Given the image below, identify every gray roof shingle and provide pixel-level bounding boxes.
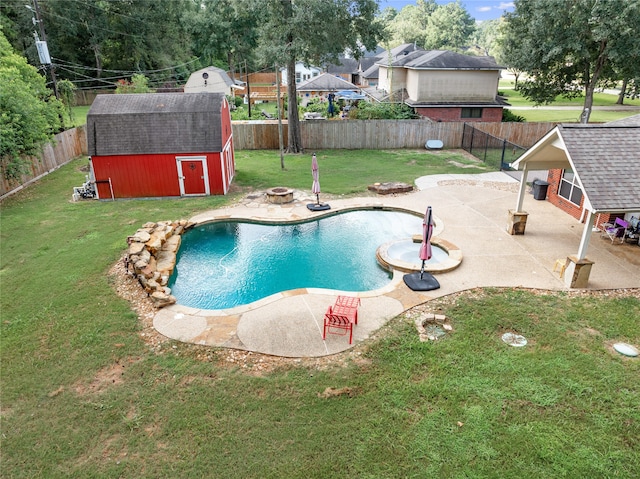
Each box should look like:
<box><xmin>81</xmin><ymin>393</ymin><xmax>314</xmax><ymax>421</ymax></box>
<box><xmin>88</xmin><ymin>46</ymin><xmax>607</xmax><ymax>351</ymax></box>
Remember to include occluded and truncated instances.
<box><xmin>296</xmin><ymin>72</ymin><xmax>358</xmax><ymax>91</ymax></box>
<box><xmin>87</xmin><ymin>93</ymin><xmax>225</xmax><ymax>156</ymax></box>
<box><xmin>377</xmin><ymin>49</ymin><xmax>502</xmax><ymax>70</ymax></box>
<box><xmin>559</xmin><ymin>124</ymin><xmax>640</xmax><ymax>212</ymax></box>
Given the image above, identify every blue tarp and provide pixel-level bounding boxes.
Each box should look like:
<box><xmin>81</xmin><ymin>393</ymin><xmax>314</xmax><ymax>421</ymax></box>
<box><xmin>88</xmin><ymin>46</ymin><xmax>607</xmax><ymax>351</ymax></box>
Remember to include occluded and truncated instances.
<box><xmin>336</xmin><ymin>90</ymin><xmax>366</xmax><ymax>100</ymax></box>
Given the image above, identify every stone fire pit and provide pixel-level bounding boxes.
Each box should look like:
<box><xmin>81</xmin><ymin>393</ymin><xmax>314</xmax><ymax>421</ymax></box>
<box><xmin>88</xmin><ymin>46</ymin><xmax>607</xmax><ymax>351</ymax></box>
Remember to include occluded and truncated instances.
<box><xmin>367</xmin><ymin>182</ymin><xmax>413</xmax><ymax>195</ymax></box>
<box><xmin>265</xmin><ymin>187</ymin><xmax>294</xmax><ymax>204</ymax></box>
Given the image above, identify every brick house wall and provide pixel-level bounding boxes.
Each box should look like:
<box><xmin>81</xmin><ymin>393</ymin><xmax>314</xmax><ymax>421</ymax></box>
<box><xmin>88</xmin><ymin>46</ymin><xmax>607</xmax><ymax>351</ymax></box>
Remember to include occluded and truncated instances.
<box><xmin>547</xmin><ymin>168</ymin><xmax>617</xmax><ymax>227</ymax></box>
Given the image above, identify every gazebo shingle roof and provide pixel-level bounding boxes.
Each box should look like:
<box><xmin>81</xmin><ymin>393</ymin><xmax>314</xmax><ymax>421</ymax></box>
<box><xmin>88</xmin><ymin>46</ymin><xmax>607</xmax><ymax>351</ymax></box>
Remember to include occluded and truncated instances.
<box><xmin>513</xmin><ymin>121</ymin><xmax>640</xmax><ymax>213</ymax></box>
<box><xmin>560</xmin><ymin>124</ymin><xmax>640</xmax><ymax>212</ymax></box>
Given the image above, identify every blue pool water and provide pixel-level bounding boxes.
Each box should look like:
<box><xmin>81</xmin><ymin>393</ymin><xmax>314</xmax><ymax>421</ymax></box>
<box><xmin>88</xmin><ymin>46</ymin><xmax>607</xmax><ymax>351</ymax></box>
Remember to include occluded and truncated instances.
<box><xmin>168</xmin><ymin>210</ymin><xmax>422</xmax><ymax>310</ymax></box>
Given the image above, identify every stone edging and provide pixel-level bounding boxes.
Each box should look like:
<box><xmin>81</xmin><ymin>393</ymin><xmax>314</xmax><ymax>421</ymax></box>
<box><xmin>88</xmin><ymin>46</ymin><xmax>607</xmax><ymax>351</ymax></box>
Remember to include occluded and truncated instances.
<box><xmin>125</xmin><ymin>220</ymin><xmax>195</xmax><ymax>308</ymax></box>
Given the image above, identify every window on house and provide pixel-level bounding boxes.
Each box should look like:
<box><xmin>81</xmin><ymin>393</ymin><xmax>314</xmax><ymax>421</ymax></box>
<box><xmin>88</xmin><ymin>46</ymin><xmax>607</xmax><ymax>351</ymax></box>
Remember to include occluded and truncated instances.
<box><xmin>296</xmin><ymin>72</ymin><xmax>301</xmax><ymax>83</ymax></box>
<box><xmin>461</xmin><ymin>108</ymin><xmax>483</xmax><ymax>118</ymax></box>
<box><xmin>558</xmin><ymin>169</ymin><xmax>583</xmax><ymax>205</ymax></box>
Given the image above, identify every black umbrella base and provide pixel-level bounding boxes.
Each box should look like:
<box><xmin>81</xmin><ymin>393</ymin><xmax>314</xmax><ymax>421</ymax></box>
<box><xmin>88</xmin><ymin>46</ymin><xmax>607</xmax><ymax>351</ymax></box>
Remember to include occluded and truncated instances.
<box><xmin>307</xmin><ymin>203</ymin><xmax>331</xmax><ymax>211</ymax></box>
<box><xmin>403</xmin><ymin>272</ymin><xmax>440</xmax><ymax>291</ymax></box>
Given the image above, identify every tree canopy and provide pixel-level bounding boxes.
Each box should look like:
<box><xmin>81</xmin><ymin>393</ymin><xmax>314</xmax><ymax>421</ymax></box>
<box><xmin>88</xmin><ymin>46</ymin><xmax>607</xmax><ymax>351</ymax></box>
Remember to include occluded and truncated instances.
<box><xmin>0</xmin><ymin>30</ymin><xmax>64</xmax><ymax>181</ymax></box>
<box><xmin>501</xmin><ymin>0</ymin><xmax>640</xmax><ymax>123</ymax></box>
<box><xmin>256</xmin><ymin>0</ymin><xmax>385</xmax><ymax>153</ymax></box>
<box><xmin>383</xmin><ymin>0</ymin><xmax>475</xmax><ymax>51</ymax></box>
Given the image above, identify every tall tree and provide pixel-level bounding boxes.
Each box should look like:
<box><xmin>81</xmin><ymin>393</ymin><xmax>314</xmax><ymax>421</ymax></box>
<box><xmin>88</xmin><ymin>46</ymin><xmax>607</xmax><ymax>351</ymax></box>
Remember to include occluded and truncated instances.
<box><xmin>501</xmin><ymin>0</ymin><xmax>640</xmax><ymax>123</ymax></box>
<box><xmin>258</xmin><ymin>0</ymin><xmax>385</xmax><ymax>153</ymax></box>
<box><xmin>38</xmin><ymin>0</ymin><xmax>195</xmax><ymax>88</ymax></box>
<box><xmin>471</xmin><ymin>18</ymin><xmax>503</xmax><ymax>58</ymax></box>
<box><xmin>0</xmin><ymin>31</ymin><xmax>64</xmax><ymax>180</ymax></box>
<box><xmin>40</xmin><ymin>0</ymin><xmax>111</xmax><ymax>84</ymax></box>
<box><xmin>423</xmin><ymin>1</ymin><xmax>476</xmax><ymax>51</ymax></box>
<box><xmin>386</xmin><ymin>0</ymin><xmax>437</xmax><ymax>48</ymax></box>
<box><xmin>183</xmin><ymin>0</ymin><xmax>260</xmax><ymax>76</ymax></box>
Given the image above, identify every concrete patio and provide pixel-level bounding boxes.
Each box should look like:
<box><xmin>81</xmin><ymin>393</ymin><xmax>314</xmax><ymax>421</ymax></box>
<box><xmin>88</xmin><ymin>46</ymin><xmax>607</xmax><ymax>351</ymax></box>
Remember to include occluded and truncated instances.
<box><xmin>153</xmin><ymin>172</ymin><xmax>639</xmax><ymax>357</ymax></box>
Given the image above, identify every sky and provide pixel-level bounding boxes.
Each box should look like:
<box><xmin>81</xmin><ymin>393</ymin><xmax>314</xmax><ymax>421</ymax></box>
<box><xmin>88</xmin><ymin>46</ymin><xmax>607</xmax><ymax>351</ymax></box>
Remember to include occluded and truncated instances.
<box><xmin>380</xmin><ymin>0</ymin><xmax>515</xmax><ymax>22</ymax></box>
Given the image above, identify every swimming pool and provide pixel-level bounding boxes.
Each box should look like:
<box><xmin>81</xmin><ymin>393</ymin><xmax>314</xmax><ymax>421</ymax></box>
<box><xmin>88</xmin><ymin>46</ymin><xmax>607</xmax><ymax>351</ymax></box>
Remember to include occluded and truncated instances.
<box><xmin>168</xmin><ymin>210</ymin><xmax>423</xmax><ymax>310</ymax></box>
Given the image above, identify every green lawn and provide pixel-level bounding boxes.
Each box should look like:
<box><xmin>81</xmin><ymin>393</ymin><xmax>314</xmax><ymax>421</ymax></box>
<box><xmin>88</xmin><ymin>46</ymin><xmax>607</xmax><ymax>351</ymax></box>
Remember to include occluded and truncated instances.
<box><xmin>234</xmin><ymin>149</ymin><xmax>487</xmax><ymax>194</ymax></box>
<box><xmin>1</xmin><ymin>154</ymin><xmax>638</xmax><ymax>478</ymax></box>
<box><xmin>505</xmin><ymin>108</ymin><xmax>640</xmax><ymax>124</ymax></box>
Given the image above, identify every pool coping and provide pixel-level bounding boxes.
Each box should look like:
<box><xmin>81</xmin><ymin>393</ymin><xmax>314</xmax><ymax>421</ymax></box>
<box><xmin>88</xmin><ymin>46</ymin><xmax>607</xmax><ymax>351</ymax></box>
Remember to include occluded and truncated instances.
<box><xmin>172</xmin><ymin>200</ymin><xmax>442</xmax><ymax>313</ymax></box>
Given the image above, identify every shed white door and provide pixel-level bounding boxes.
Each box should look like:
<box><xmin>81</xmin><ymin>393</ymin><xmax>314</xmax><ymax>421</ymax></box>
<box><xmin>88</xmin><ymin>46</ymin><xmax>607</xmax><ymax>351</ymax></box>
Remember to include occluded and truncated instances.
<box><xmin>177</xmin><ymin>156</ymin><xmax>209</xmax><ymax>196</ymax></box>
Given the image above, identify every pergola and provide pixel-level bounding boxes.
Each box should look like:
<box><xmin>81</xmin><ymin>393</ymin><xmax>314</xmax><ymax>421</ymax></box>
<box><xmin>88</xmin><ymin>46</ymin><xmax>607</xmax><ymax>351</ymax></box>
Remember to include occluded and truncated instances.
<box><xmin>509</xmin><ymin>119</ymin><xmax>640</xmax><ymax>287</ymax></box>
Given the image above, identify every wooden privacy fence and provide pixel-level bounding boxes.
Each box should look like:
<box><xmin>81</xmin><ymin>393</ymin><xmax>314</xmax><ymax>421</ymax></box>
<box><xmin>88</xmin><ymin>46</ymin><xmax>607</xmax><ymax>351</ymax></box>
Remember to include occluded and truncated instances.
<box><xmin>232</xmin><ymin>120</ymin><xmax>556</xmax><ymax>151</ymax></box>
<box><xmin>1</xmin><ymin>126</ymin><xmax>88</xmax><ymax>198</ymax></box>
<box><xmin>2</xmin><ymin>121</ymin><xmax>555</xmax><ymax>198</ymax></box>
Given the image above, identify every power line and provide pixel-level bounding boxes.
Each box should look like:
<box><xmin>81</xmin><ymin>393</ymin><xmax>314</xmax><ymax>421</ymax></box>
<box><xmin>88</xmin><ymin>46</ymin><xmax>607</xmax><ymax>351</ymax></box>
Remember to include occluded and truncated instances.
<box><xmin>53</xmin><ymin>57</ymin><xmax>201</xmax><ymax>75</ymax></box>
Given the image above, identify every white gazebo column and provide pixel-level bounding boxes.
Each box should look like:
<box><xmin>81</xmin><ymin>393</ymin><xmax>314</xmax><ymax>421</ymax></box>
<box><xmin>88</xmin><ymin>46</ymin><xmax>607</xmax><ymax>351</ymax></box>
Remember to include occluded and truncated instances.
<box><xmin>563</xmin><ymin>209</ymin><xmax>596</xmax><ymax>288</ymax></box>
<box><xmin>507</xmin><ymin>163</ymin><xmax>529</xmax><ymax>235</ymax></box>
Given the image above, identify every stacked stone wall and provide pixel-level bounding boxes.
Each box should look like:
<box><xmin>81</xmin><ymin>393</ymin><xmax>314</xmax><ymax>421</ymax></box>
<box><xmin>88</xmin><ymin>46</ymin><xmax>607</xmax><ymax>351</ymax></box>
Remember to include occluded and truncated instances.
<box><xmin>125</xmin><ymin>220</ymin><xmax>195</xmax><ymax>307</ymax></box>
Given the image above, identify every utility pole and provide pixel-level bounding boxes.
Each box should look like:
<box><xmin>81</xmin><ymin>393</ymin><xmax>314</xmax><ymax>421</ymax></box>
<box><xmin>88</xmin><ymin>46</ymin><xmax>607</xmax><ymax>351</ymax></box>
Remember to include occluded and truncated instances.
<box><xmin>30</xmin><ymin>0</ymin><xmax>60</xmax><ymax>99</ymax></box>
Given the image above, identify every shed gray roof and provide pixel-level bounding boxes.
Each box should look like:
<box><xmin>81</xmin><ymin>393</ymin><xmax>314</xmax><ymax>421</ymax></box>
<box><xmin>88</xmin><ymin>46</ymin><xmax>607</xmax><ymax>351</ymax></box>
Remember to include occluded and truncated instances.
<box><xmin>605</xmin><ymin>113</ymin><xmax>640</xmax><ymax>126</ymax></box>
<box><xmin>296</xmin><ymin>72</ymin><xmax>358</xmax><ymax>92</ymax></box>
<box><xmin>87</xmin><ymin>93</ymin><xmax>225</xmax><ymax>156</ymax></box>
<box><xmin>512</xmin><ymin>123</ymin><xmax>640</xmax><ymax>213</ymax></box>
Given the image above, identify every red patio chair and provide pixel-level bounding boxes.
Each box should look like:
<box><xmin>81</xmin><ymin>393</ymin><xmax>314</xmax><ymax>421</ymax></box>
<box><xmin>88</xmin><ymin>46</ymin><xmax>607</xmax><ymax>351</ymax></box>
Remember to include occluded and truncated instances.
<box><xmin>322</xmin><ymin>296</ymin><xmax>361</xmax><ymax>344</ymax></box>
<box><xmin>323</xmin><ymin>306</ymin><xmax>355</xmax><ymax>344</ymax></box>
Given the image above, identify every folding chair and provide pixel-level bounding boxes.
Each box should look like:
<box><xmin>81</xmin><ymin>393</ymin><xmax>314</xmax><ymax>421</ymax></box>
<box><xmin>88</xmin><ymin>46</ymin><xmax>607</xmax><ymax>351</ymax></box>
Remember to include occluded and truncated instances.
<box><xmin>600</xmin><ymin>218</ymin><xmax>629</xmax><ymax>244</ymax></box>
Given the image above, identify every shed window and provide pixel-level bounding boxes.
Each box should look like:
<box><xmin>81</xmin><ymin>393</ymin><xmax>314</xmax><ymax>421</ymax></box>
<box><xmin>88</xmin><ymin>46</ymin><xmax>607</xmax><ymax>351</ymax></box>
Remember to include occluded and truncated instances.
<box><xmin>461</xmin><ymin>108</ymin><xmax>483</xmax><ymax>118</ymax></box>
<box><xmin>558</xmin><ymin>169</ymin><xmax>583</xmax><ymax>205</ymax></box>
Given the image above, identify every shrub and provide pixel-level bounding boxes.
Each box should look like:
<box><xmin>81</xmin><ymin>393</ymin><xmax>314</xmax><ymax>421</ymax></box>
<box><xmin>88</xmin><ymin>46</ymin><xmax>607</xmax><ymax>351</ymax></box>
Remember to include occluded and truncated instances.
<box><xmin>350</xmin><ymin>102</ymin><xmax>419</xmax><ymax>119</ymax></box>
<box><xmin>502</xmin><ymin>108</ymin><xmax>526</xmax><ymax>122</ymax></box>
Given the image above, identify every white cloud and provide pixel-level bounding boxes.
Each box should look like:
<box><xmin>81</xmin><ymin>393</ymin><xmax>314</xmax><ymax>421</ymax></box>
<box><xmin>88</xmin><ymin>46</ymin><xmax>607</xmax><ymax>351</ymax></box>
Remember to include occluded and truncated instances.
<box><xmin>498</xmin><ymin>2</ymin><xmax>515</xmax><ymax>8</ymax></box>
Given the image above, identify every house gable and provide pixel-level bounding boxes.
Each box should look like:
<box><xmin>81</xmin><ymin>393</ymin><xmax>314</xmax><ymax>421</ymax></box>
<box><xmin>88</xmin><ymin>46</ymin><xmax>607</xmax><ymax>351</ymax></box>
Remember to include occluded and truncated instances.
<box><xmin>184</xmin><ymin>66</ymin><xmax>239</xmax><ymax>95</ymax></box>
<box><xmin>374</xmin><ymin>49</ymin><xmax>503</xmax><ymax>120</ymax></box>
<box><xmin>512</xmin><ymin>123</ymin><xmax>640</xmax><ymax>214</ymax></box>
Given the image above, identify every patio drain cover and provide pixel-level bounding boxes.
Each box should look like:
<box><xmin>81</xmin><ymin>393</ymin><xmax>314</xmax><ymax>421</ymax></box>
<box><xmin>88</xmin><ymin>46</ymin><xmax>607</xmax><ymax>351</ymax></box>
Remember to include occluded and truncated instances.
<box><xmin>501</xmin><ymin>332</ymin><xmax>527</xmax><ymax>347</ymax></box>
<box><xmin>613</xmin><ymin>342</ymin><xmax>639</xmax><ymax>357</ymax></box>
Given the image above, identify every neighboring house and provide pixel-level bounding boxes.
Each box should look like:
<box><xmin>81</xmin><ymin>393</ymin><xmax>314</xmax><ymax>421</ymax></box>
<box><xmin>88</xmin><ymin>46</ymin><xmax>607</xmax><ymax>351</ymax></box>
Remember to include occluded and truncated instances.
<box><xmin>325</xmin><ymin>57</ymin><xmax>360</xmax><ymax>85</ymax></box>
<box><xmin>375</xmin><ymin>46</ymin><xmax>505</xmax><ymax>122</ymax></box>
<box><xmin>281</xmin><ymin>62</ymin><xmax>322</xmax><ymax>85</ymax></box>
<box><xmin>87</xmin><ymin>93</ymin><xmax>235</xmax><ymax>199</ymax></box>
<box><xmin>517</xmin><ymin>115</ymin><xmax>640</xmax><ymax>228</ymax></box>
<box><xmin>296</xmin><ymin>73</ymin><xmax>361</xmax><ymax>106</ymax></box>
<box><xmin>359</xmin><ymin>43</ymin><xmax>421</xmax><ymax>88</ymax></box>
<box><xmin>184</xmin><ymin>66</ymin><xmax>244</xmax><ymax>96</ymax></box>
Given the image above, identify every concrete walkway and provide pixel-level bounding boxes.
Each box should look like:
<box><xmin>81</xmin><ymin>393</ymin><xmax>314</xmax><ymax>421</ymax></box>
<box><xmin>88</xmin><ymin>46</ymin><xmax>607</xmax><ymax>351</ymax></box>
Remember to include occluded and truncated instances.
<box><xmin>154</xmin><ymin>172</ymin><xmax>639</xmax><ymax>357</ymax></box>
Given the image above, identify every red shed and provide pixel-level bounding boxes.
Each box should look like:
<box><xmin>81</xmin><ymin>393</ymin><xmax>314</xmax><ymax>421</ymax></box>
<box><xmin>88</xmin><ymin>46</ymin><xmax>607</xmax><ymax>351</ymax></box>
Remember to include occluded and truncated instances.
<box><xmin>87</xmin><ymin>92</ymin><xmax>234</xmax><ymax>199</ymax></box>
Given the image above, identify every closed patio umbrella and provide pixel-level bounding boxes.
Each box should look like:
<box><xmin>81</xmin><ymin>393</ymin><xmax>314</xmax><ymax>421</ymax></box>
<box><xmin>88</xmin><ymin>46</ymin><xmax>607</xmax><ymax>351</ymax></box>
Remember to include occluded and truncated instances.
<box><xmin>403</xmin><ymin>206</ymin><xmax>440</xmax><ymax>291</ymax></box>
<box><xmin>419</xmin><ymin>206</ymin><xmax>433</xmax><ymax>279</ymax></box>
<box><xmin>307</xmin><ymin>153</ymin><xmax>330</xmax><ymax>211</ymax></box>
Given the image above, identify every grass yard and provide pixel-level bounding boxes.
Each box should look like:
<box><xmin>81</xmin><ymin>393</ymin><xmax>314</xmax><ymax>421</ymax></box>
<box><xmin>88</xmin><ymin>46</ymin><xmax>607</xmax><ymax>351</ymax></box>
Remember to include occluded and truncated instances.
<box><xmin>1</xmin><ymin>153</ymin><xmax>639</xmax><ymax>478</ymax></box>
<box><xmin>233</xmin><ymin>149</ymin><xmax>487</xmax><ymax>194</ymax></box>
<box><xmin>507</xmin><ymin>108</ymin><xmax>640</xmax><ymax>124</ymax></box>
